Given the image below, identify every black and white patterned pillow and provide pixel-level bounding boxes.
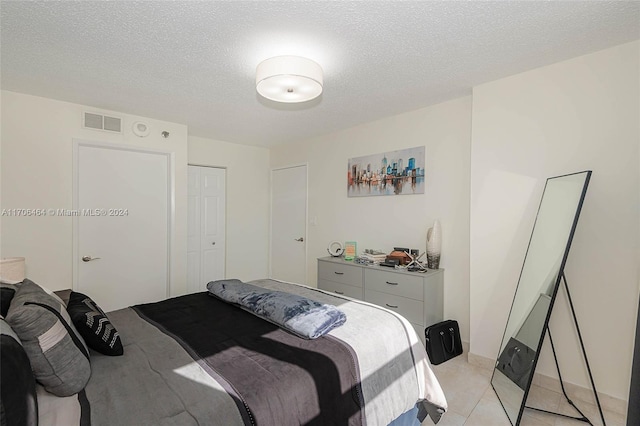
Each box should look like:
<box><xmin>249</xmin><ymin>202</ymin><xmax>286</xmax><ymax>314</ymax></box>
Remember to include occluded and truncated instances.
<box><xmin>67</xmin><ymin>291</ymin><xmax>123</xmax><ymax>356</ymax></box>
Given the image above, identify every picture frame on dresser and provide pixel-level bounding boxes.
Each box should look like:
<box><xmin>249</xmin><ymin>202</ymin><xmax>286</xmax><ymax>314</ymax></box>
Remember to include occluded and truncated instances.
<box><xmin>317</xmin><ymin>256</ymin><xmax>444</xmax><ymax>344</ymax></box>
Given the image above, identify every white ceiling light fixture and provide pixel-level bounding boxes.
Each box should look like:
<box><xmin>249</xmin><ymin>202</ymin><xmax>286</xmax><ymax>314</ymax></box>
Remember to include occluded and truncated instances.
<box><xmin>256</xmin><ymin>55</ymin><xmax>323</xmax><ymax>103</ymax></box>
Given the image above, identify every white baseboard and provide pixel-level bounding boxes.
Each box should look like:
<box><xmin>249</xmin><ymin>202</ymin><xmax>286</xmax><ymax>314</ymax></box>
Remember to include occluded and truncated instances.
<box><xmin>466</xmin><ymin>352</ymin><xmax>628</xmax><ymax>417</ymax></box>
<box><xmin>462</xmin><ymin>340</ymin><xmax>470</xmax><ymax>356</ymax></box>
<box><xmin>530</xmin><ymin>372</ymin><xmax>628</xmax><ymax>417</ymax></box>
<box><xmin>467</xmin><ymin>351</ymin><xmax>495</xmax><ymax>371</ymax></box>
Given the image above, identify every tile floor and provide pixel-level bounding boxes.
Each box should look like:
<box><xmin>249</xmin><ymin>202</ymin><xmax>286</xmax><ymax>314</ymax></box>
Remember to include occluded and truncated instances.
<box><xmin>423</xmin><ymin>356</ymin><xmax>626</xmax><ymax>426</ymax></box>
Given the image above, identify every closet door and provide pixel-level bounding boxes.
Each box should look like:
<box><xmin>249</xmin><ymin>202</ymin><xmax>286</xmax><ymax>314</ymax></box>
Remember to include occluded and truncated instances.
<box><xmin>187</xmin><ymin>166</ymin><xmax>226</xmax><ymax>293</ymax></box>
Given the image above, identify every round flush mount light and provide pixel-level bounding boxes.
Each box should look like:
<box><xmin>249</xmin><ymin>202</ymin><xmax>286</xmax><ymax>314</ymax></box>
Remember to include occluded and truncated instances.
<box><xmin>256</xmin><ymin>56</ymin><xmax>323</xmax><ymax>103</ymax></box>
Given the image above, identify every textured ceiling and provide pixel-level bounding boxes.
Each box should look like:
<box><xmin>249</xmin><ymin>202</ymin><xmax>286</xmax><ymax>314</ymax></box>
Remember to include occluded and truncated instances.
<box><xmin>1</xmin><ymin>1</ymin><xmax>639</xmax><ymax>147</ymax></box>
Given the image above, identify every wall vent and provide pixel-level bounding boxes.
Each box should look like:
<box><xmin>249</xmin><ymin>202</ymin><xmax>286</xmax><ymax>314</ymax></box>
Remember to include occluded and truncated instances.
<box><xmin>83</xmin><ymin>112</ymin><xmax>122</xmax><ymax>133</ymax></box>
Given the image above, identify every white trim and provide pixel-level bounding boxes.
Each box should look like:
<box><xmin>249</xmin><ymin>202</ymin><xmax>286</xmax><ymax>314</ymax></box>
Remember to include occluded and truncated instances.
<box><xmin>167</xmin><ymin>151</ymin><xmax>175</xmax><ymax>296</ymax></box>
<box><xmin>188</xmin><ymin>162</ymin><xmax>228</xmax><ymax>169</ymax></box>
<box><xmin>269</xmin><ymin>163</ymin><xmax>309</xmax><ymax>284</ymax></box>
<box><xmin>72</xmin><ymin>139</ymin><xmax>174</xmax><ymax>299</ymax></box>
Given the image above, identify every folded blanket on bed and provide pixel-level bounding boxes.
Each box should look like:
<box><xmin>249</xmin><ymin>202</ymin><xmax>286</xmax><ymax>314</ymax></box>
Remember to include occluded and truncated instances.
<box><xmin>206</xmin><ymin>279</ymin><xmax>346</xmax><ymax>339</ymax></box>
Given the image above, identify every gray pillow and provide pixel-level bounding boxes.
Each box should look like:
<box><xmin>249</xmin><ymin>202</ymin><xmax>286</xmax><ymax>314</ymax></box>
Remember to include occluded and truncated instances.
<box><xmin>5</xmin><ymin>279</ymin><xmax>91</xmax><ymax>396</ymax></box>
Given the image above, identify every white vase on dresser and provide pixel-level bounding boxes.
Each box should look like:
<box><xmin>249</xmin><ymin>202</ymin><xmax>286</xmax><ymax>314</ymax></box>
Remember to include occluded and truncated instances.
<box><xmin>426</xmin><ymin>219</ymin><xmax>442</xmax><ymax>269</ymax></box>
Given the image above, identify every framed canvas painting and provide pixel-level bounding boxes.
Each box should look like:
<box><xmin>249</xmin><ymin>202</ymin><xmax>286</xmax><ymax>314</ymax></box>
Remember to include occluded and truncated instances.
<box><xmin>347</xmin><ymin>146</ymin><xmax>425</xmax><ymax>197</ymax></box>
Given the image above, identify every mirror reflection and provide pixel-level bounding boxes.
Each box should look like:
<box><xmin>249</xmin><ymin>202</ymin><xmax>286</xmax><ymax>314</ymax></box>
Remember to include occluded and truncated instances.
<box><xmin>491</xmin><ymin>171</ymin><xmax>591</xmax><ymax>425</ymax></box>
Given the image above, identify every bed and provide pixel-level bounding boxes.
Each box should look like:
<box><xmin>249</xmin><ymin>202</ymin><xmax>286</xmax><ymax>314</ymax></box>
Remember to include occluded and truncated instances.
<box><xmin>3</xmin><ymin>278</ymin><xmax>447</xmax><ymax>426</ymax></box>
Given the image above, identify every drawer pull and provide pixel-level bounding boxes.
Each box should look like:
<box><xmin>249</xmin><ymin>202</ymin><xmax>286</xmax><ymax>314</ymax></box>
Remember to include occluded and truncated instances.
<box><xmin>385</xmin><ymin>303</ymin><xmax>398</xmax><ymax>309</ymax></box>
<box><xmin>334</xmin><ymin>290</ymin><xmax>344</xmax><ymax>295</ymax></box>
<box><xmin>385</xmin><ymin>281</ymin><xmax>398</xmax><ymax>286</ymax></box>
<box><xmin>334</xmin><ymin>271</ymin><xmax>344</xmax><ymax>275</ymax></box>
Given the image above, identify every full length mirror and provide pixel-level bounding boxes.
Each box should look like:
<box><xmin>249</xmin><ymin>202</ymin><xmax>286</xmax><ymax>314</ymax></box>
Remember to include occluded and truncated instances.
<box><xmin>491</xmin><ymin>171</ymin><xmax>591</xmax><ymax>425</ymax></box>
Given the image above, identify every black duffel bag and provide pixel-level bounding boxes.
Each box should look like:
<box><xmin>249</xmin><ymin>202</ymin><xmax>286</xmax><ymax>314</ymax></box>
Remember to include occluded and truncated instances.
<box><xmin>425</xmin><ymin>320</ymin><xmax>463</xmax><ymax>365</ymax></box>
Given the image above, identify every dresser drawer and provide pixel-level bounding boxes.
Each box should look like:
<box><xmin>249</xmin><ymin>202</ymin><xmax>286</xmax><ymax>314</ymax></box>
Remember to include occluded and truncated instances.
<box><xmin>318</xmin><ymin>279</ymin><xmax>363</xmax><ymax>299</ymax></box>
<box><xmin>364</xmin><ymin>289</ymin><xmax>423</xmax><ymax>325</ymax></box>
<box><xmin>318</xmin><ymin>261</ymin><xmax>363</xmax><ymax>287</ymax></box>
<box><xmin>364</xmin><ymin>269</ymin><xmax>423</xmax><ymax>300</ymax></box>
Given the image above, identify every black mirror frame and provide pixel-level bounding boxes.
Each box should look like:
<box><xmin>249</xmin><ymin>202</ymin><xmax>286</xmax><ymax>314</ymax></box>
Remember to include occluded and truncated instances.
<box><xmin>491</xmin><ymin>170</ymin><xmax>592</xmax><ymax>425</ymax></box>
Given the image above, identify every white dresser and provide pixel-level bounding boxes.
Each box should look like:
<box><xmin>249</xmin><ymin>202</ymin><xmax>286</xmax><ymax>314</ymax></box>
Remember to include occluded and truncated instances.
<box><xmin>317</xmin><ymin>256</ymin><xmax>444</xmax><ymax>342</ymax></box>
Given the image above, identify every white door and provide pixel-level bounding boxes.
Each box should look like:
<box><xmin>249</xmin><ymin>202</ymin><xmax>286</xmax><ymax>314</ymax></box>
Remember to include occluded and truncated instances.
<box><xmin>187</xmin><ymin>166</ymin><xmax>226</xmax><ymax>293</ymax></box>
<box><xmin>271</xmin><ymin>165</ymin><xmax>307</xmax><ymax>284</ymax></box>
<box><xmin>74</xmin><ymin>142</ymin><xmax>171</xmax><ymax>312</ymax></box>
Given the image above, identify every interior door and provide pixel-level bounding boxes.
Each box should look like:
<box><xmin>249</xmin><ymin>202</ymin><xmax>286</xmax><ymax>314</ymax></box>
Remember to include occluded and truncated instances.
<box><xmin>271</xmin><ymin>165</ymin><xmax>307</xmax><ymax>284</ymax></box>
<box><xmin>74</xmin><ymin>142</ymin><xmax>171</xmax><ymax>312</ymax></box>
<box><xmin>187</xmin><ymin>166</ymin><xmax>225</xmax><ymax>293</ymax></box>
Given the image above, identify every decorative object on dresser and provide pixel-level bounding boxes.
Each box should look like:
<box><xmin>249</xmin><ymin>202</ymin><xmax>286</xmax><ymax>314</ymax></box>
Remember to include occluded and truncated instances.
<box><xmin>426</xmin><ymin>219</ymin><xmax>442</xmax><ymax>269</ymax></box>
<box><xmin>405</xmin><ymin>250</ymin><xmax>428</xmax><ymax>272</ymax></box>
<box><xmin>317</xmin><ymin>256</ymin><xmax>444</xmax><ymax>343</ymax></box>
<box><xmin>327</xmin><ymin>241</ymin><xmax>345</xmax><ymax>257</ymax></box>
<box><xmin>344</xmin><ymin>241</ymin><xmax>357</xmax><ymax>261</ymax></box>
<box><xmin>355</xmin><ymin>249</ymin><xmax>386</xmax><ymax>265</ymax></box>
<box><xmin>379</xmin><ymin>258</ymin><xmax>400</xmax><ymax>268</ymax></box>
<box><xmin>386</xmin><ymin>248</ymin><xmax>412</xmax><ymax>265</ymax></box>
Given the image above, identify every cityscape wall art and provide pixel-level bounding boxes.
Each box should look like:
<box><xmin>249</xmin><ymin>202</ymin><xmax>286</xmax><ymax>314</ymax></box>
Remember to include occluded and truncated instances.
<box><xmin>347</xmin><ymin>146</ymin><xmax>425</xmax><ymax>197</ymax></box>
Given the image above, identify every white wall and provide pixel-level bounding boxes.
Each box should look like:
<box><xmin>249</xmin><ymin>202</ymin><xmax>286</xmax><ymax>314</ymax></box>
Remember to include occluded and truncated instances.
<box><xmin>0</xmin><ymin>91</ymin><xmax>189</xmax><ymax>295</ymax></box>
<box><xmin>188</xmin><ymin>136</ymin><xmax>270</xmax><ymax>281</ymax></box>
<box><xmin>470</xmin><ymin>41</ymin><xmax>639</xmax><ymax>400</ymax></box>
<box><xmin>270</xmin><ymin>96</ymin><xmax>472</xmax><ymax>343</ymax></box>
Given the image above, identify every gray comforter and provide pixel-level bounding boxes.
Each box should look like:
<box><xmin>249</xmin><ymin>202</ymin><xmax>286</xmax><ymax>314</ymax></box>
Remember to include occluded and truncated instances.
<box><xmin>36</xmin><ymin>279</ymin><xmax>447</xmax><ymax>426</ymax></box>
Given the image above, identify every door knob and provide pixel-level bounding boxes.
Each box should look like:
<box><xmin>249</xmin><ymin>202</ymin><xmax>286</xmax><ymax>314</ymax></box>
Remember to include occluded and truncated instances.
<box><xmin>294</xmin><ymin>237</ymin><xmax>304</xmax><ymax>242</ymax></box>
<box><xmin>82</xmin><ymin>256</ymin><xmax>101</xmax><ymax>262</ymax></box>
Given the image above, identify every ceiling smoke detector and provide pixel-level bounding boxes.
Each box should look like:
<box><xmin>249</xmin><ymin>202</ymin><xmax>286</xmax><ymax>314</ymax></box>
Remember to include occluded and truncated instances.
<box><xmin>132</xmin><ymin>121</ymin><xmax>150</xmax><ymax>137</ymax></box>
